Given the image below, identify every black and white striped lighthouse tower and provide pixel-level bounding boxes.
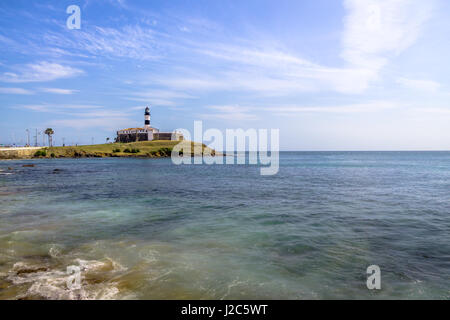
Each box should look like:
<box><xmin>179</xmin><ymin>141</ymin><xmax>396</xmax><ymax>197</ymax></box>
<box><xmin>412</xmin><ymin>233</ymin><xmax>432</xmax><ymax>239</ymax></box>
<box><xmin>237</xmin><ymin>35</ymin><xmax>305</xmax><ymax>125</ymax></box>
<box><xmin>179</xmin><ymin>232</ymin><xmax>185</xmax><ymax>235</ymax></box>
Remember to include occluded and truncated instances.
<box><xmin>144</xmin><ymin>106</ymin><xmax>150</xmax><ymax>129</ymax></box>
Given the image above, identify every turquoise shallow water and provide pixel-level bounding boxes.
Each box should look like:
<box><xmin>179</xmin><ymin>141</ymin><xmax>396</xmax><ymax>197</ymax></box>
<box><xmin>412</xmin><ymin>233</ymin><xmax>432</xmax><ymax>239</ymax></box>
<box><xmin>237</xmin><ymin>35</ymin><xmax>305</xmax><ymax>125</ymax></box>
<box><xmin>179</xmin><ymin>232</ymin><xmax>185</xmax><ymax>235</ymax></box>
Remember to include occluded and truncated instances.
<box><xmin>0</xmin><ymin>152</ymin><xmax>449</xmax><ymax>299</ymax></box>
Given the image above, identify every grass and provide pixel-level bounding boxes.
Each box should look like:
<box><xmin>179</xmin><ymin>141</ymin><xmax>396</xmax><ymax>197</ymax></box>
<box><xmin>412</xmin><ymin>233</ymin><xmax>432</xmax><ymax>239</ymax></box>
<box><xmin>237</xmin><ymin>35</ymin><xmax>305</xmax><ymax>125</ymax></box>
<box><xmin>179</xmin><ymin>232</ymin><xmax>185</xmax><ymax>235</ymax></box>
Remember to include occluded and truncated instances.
<box><xmin>43</xmin><ymin>140</ymin><xmax>215</xmax><ymax>158</ymax></box>
<box><xmin>34</xmin><ymin>150</ymin><xmax>47</xmax><ymax>157</ymax></box>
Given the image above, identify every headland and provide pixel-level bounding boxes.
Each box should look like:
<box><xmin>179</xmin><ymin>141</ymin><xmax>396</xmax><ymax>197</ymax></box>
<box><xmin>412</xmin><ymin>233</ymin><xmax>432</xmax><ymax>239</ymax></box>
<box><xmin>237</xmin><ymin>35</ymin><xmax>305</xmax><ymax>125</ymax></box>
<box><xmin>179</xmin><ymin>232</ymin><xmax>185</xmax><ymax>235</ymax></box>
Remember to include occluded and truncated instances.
<box><xmin>0</xmin><ymin>140</ymin><xmax>216</xmax><ymax>160</ymax></box>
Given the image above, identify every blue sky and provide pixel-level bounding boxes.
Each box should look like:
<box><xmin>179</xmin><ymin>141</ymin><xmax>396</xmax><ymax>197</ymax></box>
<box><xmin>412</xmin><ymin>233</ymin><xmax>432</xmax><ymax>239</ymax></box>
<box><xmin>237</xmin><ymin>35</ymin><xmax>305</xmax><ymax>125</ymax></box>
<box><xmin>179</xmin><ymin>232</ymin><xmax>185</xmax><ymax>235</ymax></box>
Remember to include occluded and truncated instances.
<box><xmin>0</xmin><ymin>0</ymin><xmax>449</xmax><ymax>150</ymax></box>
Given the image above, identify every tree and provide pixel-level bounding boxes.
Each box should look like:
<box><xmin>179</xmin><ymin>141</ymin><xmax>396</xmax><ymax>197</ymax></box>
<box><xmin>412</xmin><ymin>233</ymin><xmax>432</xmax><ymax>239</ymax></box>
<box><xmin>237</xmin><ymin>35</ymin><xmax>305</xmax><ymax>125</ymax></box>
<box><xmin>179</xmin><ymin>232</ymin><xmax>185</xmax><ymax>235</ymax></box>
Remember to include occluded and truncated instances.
<box><xmin>44</xmin><ymin>128</ymin><xmax>54</xmax><ymax>147</ymax></box>
<box><xmin>106</xmin><ymin>137</ymin><xmax>110</xmax><ymax>143</ymax></box>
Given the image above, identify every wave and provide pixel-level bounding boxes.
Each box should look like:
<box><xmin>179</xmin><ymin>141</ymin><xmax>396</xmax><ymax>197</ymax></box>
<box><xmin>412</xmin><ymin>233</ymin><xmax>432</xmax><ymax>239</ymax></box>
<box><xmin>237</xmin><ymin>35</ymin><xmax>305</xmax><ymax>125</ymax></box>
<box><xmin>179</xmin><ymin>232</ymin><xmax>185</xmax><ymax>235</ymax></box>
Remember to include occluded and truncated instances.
<box><xmin>4</xmin><ymin>255</ymin><xmax>128</xmax><ymax>300</ymax></box>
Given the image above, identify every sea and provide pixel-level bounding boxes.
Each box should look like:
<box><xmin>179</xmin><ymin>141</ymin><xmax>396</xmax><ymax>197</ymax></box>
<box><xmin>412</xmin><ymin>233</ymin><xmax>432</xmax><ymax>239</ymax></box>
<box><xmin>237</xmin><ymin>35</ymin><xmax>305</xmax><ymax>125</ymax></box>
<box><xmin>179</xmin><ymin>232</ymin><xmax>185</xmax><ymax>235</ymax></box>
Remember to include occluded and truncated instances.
<box><xmin>0</xmin><ymin>152</ymin><xmax>449</xmax><ymax>299</ymax></box>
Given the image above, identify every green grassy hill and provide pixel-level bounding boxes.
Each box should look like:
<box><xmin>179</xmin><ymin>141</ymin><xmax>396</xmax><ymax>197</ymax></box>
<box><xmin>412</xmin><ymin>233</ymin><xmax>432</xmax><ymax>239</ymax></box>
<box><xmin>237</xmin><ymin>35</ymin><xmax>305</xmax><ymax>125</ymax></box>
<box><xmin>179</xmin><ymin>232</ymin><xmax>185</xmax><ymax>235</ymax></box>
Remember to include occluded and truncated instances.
<box><xmin>34</xmin><ymin>140</ymin><xmax>215</xmax><ymax>158</ymax></box>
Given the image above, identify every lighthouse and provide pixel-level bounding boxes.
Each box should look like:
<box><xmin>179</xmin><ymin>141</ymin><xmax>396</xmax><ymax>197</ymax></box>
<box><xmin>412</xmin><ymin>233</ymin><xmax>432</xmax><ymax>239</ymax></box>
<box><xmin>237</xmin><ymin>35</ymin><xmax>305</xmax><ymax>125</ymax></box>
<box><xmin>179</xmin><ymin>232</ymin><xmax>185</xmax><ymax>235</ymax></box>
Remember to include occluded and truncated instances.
<box><xmin>144</xmin><ymin>106</ymin><xmax>150</xmax><ymax>129</ymax></box>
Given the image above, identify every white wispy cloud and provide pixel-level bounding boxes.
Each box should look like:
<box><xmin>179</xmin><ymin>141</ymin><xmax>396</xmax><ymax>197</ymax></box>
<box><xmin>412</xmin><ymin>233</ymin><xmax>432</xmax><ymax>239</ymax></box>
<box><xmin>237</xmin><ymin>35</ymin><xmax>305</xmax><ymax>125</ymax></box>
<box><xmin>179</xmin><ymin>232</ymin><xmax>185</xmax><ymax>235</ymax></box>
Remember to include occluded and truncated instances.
<box><xmin>412</xmin><ymin>107</ymin><xmax>450</xmax><ymax>115</ymax></box>
<box><xmin>264</xmin><ymin>101</ymin><xmax>398</xmax><ymax>115</ymax></box>
<box><xmin>152</xmin><ymin>0</ymin><xmax>434</xmax><ymax>96</ymax></box>
<box><xmin>64</xmin><ymin>109</ymin><xmax>130</xmax><ymax>118</ymax></box>
<box><xmin>128</xmin><ymin>105</ymin><xmax>148</xmax><ymax>110</ymax></box>
<box><xmin>127</xmin><ymin>89</ymin><xmax>195</xmax><ymax>106</ymax></box>
<box><xmin>83</xmin><ymin>0</ymin><xmax>129</xmax><ymax>10</ymax></box>
<box><xmin>0</xmin><ymin>34</ymin><xmax>17</xmax><ymax>46</ymax></box>
<box><xmin>0</xmin><ymin>62</ymin><xmax>83</xmax><ymax>83</ymax></box>
<box><xmin>201</xmin><ymin>105</ymin><xmax>259</xmax><ymax>121</ymax></box>
<box><xmin>41</xmin><ymin>88</ymin><xmax>79</xmax><ymax>95</ymax></box>
<box><xmin>44</xmin><ymin>105</ymin><xmax>134</xmax><ymax>130</ymax></box>
<box><xmin>396</xmin><ymin>77</ymin><xmax>441</xmax><ymax>92</ymax></box>
<box><xmin>19</xmin><ymin>104</ymin><xmax>103</xmax><ymax>113</ymax></box>
<box><xmin>154</xmin><ymin>76</ymin><xmax>227</xmax><ymax>91</ymax></box>
<box><xmin>342</xmin><ymin>0</ymin><xmax>433</xmax><ymax>68</ymax></box>
<box><xmin>196</xmin><ymin>45</ymin><xmax>315</xmax><ymax>69</ymax></box>
<box><xmin>151</xmin><ymin>54</ymin><xmax>372</xmax><ymax>95</ymax></box>
<box><xmin>0</xmin><ymin>87</ymin><xmax>33</xmax><ymax>95</ymax></box>
<box><xmin>43</xmin><ymin>25</ymin><xmax>161</xmax><ymax>61</ymax></box>
<box><xmin>199</xmin><ymin>101</ymin><xmax>397</xmax><ymax>121</ymax></box>
<box><xmin>48</xmin><ymin>117</ymin><xmax>132</xmax><ymax>130</ymax></box>
<box><xmin>16</xmin><ymin>103</ymin><xmax>134</xmax><ymax>130</ymax></box>
<box><xmin>0</xmin><ymin>0</ymin><xmax>435</xmax><ymax>98</ymax></box>
<box><xmin>339</xmin><ymin>0</ymin><xmax>434</xmax><ymax>90</ymax></box>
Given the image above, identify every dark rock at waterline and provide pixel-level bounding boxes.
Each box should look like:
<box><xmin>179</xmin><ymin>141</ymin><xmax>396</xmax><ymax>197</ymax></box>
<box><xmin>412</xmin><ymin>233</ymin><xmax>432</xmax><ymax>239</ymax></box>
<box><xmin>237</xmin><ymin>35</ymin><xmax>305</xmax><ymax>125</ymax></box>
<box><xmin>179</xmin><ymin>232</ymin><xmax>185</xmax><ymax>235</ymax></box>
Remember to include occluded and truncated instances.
<box><xmin>8</xmin><ymin>167</ymin><xmax>13</xmax><ymax>170</ymax></box>
<box><xmin>13</xmin><ymin>264</ymin><xmax>49</xmax><ymax>275</ymax></box>
<box><xmin>52</xmin><ymin>169</ymin><xmax>62</xmax><ymax>174</ymax></box>
<box><xmin>22</xmin><ymin>164</ymin><xmax>35</xmax><ymax>168</ymax></box>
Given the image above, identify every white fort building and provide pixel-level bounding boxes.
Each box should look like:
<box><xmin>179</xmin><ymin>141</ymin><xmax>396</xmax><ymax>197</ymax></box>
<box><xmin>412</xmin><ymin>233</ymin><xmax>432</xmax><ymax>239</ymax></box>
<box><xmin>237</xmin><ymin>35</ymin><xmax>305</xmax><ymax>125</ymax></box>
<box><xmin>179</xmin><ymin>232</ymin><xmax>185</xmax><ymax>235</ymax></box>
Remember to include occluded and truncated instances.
<box><xmin>116</xmin><ymin>107</ymin><xmax>183</xmax><ymax>143</ymax></box>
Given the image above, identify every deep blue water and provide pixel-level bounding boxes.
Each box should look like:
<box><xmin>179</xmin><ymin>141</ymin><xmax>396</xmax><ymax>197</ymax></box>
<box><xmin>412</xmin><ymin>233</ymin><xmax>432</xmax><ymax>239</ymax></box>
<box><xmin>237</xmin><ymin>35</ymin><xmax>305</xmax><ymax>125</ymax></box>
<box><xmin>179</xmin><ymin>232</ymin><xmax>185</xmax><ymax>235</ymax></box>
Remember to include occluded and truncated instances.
<box><xmin>0</xmin><ymin>152</ymin><xmax>449</xmax><ymax>299</ymax></box>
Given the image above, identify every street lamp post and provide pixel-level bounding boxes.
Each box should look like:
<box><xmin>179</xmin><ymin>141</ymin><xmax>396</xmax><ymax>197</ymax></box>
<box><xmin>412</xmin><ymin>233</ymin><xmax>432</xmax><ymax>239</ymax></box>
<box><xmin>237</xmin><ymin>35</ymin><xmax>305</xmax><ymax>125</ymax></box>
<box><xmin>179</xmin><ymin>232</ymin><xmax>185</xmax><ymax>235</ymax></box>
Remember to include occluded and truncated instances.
<box><xmin>26</xmin><ymin>129</ymin><xmax>30</xmax><ymax>147</ymax></box>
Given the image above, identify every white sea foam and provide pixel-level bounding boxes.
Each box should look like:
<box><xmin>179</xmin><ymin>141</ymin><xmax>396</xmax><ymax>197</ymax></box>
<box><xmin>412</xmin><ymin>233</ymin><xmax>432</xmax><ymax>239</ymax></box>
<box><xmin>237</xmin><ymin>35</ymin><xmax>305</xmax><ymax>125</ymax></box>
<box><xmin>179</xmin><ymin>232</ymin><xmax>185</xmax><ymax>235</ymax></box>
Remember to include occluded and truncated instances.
<box><xmin>48</xmin><ymin>245</ymin><xmax>62</xmax><ymax>258</ymax></box>
<box><xmin>138</xmin><ymin>249</ymin><xmax>159</xmax><ymax>262</ymax></box>
<box><xmin>7</xmin><ymin>258</ymin><xmax>127</xmax><ymax>300</ymax></box>
<box><xmin>76</xmin><ymin>257</ymin><xmax>126</xmax><ymax>272</ymax></box>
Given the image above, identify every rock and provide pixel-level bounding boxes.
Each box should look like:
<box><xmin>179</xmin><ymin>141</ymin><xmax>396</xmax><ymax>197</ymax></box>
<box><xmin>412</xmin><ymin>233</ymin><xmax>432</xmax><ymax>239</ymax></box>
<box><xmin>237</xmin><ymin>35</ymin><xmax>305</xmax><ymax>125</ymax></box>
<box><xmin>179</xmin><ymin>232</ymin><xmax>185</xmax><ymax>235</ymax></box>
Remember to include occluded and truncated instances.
<box><xmin>52</xmin><ymin>169</ymin><xmax>62</xmax><ymax>174</ymax></box>
<box><xmin>12</xmin><ymin>262</ymin><xmax>49</xmax><ymax>275</ymax></box>
<box><xmin>22</xmin><ymin>164</ymin><xmax>35</xmax><ymax>168</ymax></box>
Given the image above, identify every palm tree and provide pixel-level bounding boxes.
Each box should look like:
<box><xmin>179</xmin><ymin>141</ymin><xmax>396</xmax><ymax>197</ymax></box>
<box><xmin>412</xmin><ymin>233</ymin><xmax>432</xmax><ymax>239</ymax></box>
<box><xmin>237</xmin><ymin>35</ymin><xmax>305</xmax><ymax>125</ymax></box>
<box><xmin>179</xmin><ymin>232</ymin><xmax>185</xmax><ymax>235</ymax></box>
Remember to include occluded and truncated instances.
<box><xmin>106</xmin><ymin>137</ymin><xmax>110</xmax><ymax>144</ymax></box>
<box><xmin>44</xmin><ymin>128</ymin><xmax>54</xmax><ymax>147</ymax></box>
